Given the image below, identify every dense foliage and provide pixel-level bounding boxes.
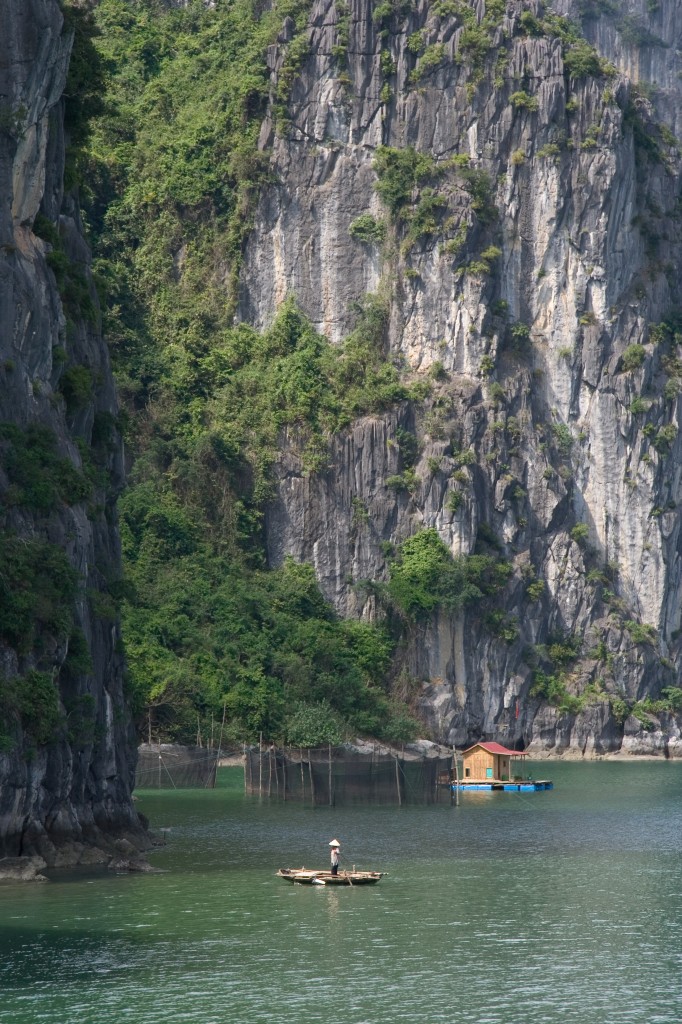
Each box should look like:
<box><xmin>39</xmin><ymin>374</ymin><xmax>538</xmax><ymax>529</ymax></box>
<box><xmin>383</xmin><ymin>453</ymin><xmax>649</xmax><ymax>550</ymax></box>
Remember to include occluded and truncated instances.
<box><xmin>386</xmin><ymin>530</ymin><xmax>511</xmax><ymax>621</ymax></box>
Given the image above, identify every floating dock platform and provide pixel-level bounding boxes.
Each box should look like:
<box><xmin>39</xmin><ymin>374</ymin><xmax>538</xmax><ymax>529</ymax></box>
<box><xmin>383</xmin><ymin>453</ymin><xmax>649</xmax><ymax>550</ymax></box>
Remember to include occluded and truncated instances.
<box><xmin>451</xmin><ymin>780</ymin><xmax>553</xmax><ymax>792</ymax></box>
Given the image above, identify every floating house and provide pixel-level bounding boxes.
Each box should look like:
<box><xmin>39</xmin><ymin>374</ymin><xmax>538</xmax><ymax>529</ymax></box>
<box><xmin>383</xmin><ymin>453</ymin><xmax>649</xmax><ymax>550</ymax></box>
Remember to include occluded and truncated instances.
<box><xmin>454</xmin><ymin>742</ymin><xmax>553</xmax><ymax>792</ymax></box>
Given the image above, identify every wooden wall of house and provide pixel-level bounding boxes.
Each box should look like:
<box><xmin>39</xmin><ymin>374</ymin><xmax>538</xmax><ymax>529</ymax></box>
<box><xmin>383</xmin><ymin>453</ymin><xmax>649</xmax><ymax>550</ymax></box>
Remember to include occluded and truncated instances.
<box><xmin>462</xmin><ymin>748</ymin><xmax>494</xmax><ymax>780</ymax></box>
<box><xmin>461</xmin><ymin>749</ymin><xmax>515</xmax><ymax>780</ymax></box>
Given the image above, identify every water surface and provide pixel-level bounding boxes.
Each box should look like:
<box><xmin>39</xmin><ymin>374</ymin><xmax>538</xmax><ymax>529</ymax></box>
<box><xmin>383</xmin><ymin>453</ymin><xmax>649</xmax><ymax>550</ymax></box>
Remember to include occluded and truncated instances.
<box><xmin>1</xmin><ymin>761</ymin><xmax>681</xmax><ymax>1023</ymax></box>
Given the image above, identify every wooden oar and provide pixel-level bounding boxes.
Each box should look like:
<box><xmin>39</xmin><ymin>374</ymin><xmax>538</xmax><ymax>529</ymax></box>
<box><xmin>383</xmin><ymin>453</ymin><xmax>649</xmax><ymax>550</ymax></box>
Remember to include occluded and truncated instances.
<box><xmin>344</xmin><ymin>870</ymin><xmax>353</xmax><ymax>886</ymax></box>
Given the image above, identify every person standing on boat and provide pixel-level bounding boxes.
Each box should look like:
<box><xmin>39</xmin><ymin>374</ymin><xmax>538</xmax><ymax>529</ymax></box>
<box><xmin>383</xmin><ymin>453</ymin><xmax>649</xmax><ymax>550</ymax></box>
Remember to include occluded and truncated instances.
<box><xmin>329</xmin><ymin>839</ymin><xmax>341</xmax><ymax>876</ymax></box>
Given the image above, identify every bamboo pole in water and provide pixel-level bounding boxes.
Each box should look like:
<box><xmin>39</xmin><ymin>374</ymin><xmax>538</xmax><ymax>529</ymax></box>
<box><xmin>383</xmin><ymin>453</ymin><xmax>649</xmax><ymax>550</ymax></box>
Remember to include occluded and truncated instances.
<box><xmin>328</xmin><ymin>743</ymin><xmax>332</xmax><ymax>806</ymax></box>
<box><xmin>395</xmin><ymin>756</ymin><xmax>402</xmax><ymax>806</ymax></box>
<box><xmin>308</xmin><ymin>748</ymin><xmax>315</xmax><ymax>806</ymax></box>
<box><xmin>300</xmin><ymin>747</ymin><xmax>305</xmax><ymax>800</ymax></box>
<box><xmin>453</xmin><ymin>746</ymin><xmax>460</xmax><ymax>806</ymax></box>
<box><xmin>259</xmin><ymin>732</ymin><xmax>263</xmax><ymax>798</ymax></box>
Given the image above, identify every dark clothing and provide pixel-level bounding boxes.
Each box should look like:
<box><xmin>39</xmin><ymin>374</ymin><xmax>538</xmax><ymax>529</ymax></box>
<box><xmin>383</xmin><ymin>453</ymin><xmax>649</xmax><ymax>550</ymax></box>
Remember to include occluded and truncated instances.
<box><xmin>331</xmin><ymin>863</ymin><xmax>338</xmax><ymax>876</ymax></box>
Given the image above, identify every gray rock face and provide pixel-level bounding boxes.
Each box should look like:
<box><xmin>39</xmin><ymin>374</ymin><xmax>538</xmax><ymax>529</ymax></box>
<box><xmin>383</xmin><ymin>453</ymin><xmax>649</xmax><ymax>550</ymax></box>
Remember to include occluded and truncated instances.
<box><xmin>559</xmin><ymin>0</ymin><xmax>682</xmax><ymax>136</ymax></box>
<box><xmin>0</xmin><ymin>1</ymin><xmax>147</xmax><ymax>861</ymax></box>
<box><xmin>244</xmin><ymin>0</ymin><xmax>682</xmax><ymax>753</ymax></box>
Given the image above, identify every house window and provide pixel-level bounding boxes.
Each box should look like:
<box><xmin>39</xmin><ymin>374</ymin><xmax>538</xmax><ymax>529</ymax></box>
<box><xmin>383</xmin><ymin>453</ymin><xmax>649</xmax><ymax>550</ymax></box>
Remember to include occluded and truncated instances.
<box><xmin>486</xmin><ymin>767</ymin><xmax>493</xmax><ymax>778</ymax></box>
<box><xmin>465</xmin><ymin>768</ymin><xmax>471</xmax><ymax>777</ymax></box>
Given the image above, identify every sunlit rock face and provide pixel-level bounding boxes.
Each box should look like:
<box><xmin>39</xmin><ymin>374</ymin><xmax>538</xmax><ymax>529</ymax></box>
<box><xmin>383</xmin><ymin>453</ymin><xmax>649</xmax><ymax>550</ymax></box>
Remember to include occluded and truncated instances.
<box><xmin>242</xmin><ymin>0</ymin><xmax>682</xmax><ymax>755</ymax></box>
<box><xmin>0</xmin><ymin>0</ymin><xmax>147</xmax><ymax>864</ymax></box>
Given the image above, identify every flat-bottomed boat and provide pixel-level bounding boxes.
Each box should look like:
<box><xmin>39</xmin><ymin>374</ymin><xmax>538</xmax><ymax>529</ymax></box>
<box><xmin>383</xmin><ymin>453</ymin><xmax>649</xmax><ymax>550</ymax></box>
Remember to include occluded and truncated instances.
<box><xmin>276</xmin><ymin>868</ymin><xmax>383</xmax><ymax>885</ymax></box>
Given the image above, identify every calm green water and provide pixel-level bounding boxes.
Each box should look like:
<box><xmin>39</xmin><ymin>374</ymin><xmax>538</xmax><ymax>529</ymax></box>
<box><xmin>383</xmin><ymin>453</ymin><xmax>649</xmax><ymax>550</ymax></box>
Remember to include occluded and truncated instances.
<box><xmin>1</xmin><ymin>762</ymin><xmax>681</xmax><ymax>1024</ymax></box>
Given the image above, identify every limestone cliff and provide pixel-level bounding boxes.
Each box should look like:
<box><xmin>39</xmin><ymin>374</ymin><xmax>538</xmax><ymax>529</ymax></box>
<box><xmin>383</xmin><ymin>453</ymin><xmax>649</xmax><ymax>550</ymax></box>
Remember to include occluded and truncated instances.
<box><xmin>240</xmin><ymin>0</ymin><xmax>682</xmax><ymax>755</ymax></box>
<box><xmin>0</xmin><ymin>0</ymin><xmax>148</xmax><ymax>866</ymax></box>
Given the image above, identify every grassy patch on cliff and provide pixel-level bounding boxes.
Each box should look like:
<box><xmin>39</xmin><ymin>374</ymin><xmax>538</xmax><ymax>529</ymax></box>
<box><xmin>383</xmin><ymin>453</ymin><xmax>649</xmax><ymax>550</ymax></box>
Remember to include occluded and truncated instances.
<box><xmin>0</xmin><ymin>423</ymin><xmax>92</xmax><ymax>511</ymax></box>
<box><xmin>0</xmin><ymin>535</ymin><xmax>81</xmax><ymax>748</ymax></box>
<box><xmin>0</xmin><ymin>536</ymin><xmax>79</xmax><ymax>657</ymax></box>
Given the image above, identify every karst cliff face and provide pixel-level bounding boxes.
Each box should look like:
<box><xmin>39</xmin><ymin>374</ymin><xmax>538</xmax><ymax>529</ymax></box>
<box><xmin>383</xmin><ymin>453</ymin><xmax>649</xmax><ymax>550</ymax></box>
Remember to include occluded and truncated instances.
<box><xmin>0</xmin><ymin>0</ymin><xmax>147</xmax><ymax>866</ymax></box>
<box><xmin>240</xmin><ymin>0</ymin><xmax>682</xmax><ymax>755</ymax></box>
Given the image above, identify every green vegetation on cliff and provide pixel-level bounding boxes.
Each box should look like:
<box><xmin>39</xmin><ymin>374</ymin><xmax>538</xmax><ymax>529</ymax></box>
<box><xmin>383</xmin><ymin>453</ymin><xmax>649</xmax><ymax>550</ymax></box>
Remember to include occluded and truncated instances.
<box><xmin>73</xmin><ymin>0</ymin><xmax>425</xmax><ymax>745</ymax></box>
<box><xmin>48</xmin><ymin>0</ymin><xmax>674</xmax><ymax>752</ymax></box>
<box><xmin>386</xmin><ymin>530</ymin><xmax>511</xmax><ymax>621</ymax></box>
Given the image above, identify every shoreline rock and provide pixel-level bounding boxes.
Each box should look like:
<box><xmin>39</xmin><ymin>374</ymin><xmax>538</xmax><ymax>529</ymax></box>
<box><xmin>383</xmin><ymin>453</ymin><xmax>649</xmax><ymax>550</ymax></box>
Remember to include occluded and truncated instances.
<box><xmin>0</xmin><ymin>856</ymin><xmax>48</xmax><ymax>883</ymax></box>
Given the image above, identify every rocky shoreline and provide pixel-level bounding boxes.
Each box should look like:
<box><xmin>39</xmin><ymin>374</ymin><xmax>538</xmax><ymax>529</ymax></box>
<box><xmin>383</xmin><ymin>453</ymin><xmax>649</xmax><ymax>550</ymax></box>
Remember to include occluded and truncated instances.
<box><xmin>0</xmin><ymin>822</ymin><xmax>161</xmax><ymax>884</ymax></box>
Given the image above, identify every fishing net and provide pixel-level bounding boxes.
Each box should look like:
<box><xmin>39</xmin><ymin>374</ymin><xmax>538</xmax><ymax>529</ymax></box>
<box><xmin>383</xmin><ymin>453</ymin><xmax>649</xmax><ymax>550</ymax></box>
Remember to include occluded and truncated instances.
<box><xmin>244</xmin><ymin>746</ymin><xmax>454</xmax><ymax>805</ymax></box>
<box><xmin>135</xmin><ymin>743</ymin><xmax>222</xmax><ymax>789</ymax></box>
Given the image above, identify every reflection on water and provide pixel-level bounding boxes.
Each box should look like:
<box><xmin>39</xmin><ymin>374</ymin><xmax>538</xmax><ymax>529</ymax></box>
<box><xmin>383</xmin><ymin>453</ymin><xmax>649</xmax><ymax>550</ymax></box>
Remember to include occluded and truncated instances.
<box><xmin>0</xmin><ymin>762</ymin><xmax>681</xmax><ymax>1024</ymax></box>
<box><xmin>324</xmin><ymin>889</ymin><xmax>341</xmax><ymax>923</ymax></box>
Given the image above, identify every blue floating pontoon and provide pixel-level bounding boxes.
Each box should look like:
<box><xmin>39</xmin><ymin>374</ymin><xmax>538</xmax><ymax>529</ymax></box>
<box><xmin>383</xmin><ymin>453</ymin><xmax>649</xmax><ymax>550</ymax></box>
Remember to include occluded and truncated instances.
<box><xmin>452</xmin><ymin>780</ymin><xmax>553</xmax><ymax>792</ymax></box>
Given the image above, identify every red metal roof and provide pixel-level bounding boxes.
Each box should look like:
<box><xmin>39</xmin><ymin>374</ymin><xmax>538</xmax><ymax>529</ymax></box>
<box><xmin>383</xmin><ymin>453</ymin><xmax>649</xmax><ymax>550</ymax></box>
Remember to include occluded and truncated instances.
<box><xmin>462</xmin><ymin>742</ymin><xmax>526</xmax><ymax>757</ymax></box>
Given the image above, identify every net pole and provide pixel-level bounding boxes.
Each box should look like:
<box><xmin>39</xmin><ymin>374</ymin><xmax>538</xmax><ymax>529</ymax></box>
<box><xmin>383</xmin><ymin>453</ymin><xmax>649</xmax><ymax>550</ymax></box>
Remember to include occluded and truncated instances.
<box><xmin>395</xmin><ymin>756</ymin><xmax>402</xmax><ymax>807</ymax></box>
<box><xmin>300</xmin><ymin>747</ymin><xmax>305</xmax><ymax>800</ymax></box>
<box><xmin>308</xmin><ymin>748</ymin><xmax>315</xmax><ymax>806</ymax></box>
<box><xmin>259</xmin><ymin>732</ymin><xmax>263</xmax><ymax>799</ymax></box>
<box><xmin>328</xmin><ymin>743</ymin><xmax>333</xmax><ymax>806</ymax></box>
<box><xmin>161</xmin><ymin>756</ymin><xmax>177</xmax><ymax>789</ymax></box>
<box><xmin>453</xmin><ymin>746</ymin><xmax>460</xmax><ymax>806</ymax></box>
<box><xmin>209</xmin><ymin>700</ymin><xmax>226</xmax><ymax>790</ymax></box>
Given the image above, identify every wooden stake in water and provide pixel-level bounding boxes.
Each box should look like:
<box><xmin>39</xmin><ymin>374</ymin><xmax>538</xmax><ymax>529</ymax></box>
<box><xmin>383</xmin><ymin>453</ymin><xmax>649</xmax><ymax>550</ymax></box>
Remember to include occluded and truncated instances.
<box><xmin>308</xmin><ymin>748</ymin><xmax>315</xmax><ymax>806</ymax></box>
<box><xmin>395</xmin><ymin>756</ymin><xmax>402</xmax><ymax>807</ymax></box>
<box><xmin>453</xmin><ymin>746</ymin><xmax>460</xmax><ymax>807</ymax></box>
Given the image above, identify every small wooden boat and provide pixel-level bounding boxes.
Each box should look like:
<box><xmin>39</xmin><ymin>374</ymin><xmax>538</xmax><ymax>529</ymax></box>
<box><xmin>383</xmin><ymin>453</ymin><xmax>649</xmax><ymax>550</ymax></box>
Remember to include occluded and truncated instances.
<box><xmin>276</xmin><ymin>867</ymin><xmax>383</xmax><ymax>886</ymax></box>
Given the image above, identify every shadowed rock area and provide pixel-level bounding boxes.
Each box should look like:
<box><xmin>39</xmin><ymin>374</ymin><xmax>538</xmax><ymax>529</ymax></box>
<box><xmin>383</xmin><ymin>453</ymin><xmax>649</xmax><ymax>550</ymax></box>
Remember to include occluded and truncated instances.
<box><xmin>0</xmin><ymin>0</ymin><xmax>149</xmax><ymax>876</ymax></box>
